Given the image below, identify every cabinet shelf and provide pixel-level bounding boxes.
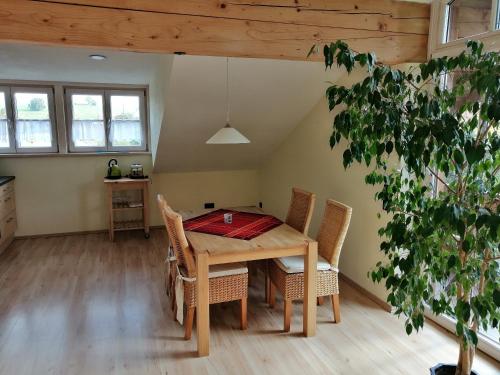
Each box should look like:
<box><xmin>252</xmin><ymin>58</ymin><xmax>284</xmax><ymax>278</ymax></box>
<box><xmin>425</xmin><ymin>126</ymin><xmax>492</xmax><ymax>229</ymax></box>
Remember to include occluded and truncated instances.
<box><xmin>112</xmin><ymin>205</ymin><xmax>144</xmax><ymax>212</ymax></box>
<box><xmin>105</xmin><ymin>178</ymin><xmax>150</xmax><ymax>241</ymax></box>
<box><xmin>114</xmin><ymin>220</ymin><xmax>145</xmax><ymax>231</ymax></box>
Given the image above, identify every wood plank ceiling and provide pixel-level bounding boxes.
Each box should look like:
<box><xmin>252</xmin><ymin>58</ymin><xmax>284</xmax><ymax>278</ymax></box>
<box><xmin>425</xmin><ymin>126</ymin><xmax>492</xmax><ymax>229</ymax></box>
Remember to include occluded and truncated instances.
<box><xmin>0</xmin><ymin>0</ymin><xmax>430</xmax><ymax>64</ymax></box>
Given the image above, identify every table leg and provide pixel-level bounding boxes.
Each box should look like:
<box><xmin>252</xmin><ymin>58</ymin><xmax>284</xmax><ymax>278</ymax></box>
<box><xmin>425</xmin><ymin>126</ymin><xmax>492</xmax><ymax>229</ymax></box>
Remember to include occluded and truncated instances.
<box><xmin>303</xmin><ymin>241</ymin><xmax>317</xmax><ymax>336</ymax></box>
<box><xmin>142</xmin><ymin>181</ymin><xmax>150</xmax><ymax>237</ymax></box>
<box><xmin>107</xmin><ymin>185</ymin><xmax>114</xmax><ymax>241</ymax></box>
<box><xmin>196</xmin><ymin>252</ymin><xmax>210</xmax><ymax>356</ymax></box>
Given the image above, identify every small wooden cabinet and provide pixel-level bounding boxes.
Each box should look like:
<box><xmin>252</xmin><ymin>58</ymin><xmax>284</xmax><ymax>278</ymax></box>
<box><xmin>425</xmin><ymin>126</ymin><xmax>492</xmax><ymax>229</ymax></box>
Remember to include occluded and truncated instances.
<box><xmin>105</xmin><ymin>178</ymin><xmax>150</xmax><ymax>241</ymax></box>
<box><xmin>0</xmin><ymin>177</ymin><xmax>17</xmax><ymax>254</ymax></box>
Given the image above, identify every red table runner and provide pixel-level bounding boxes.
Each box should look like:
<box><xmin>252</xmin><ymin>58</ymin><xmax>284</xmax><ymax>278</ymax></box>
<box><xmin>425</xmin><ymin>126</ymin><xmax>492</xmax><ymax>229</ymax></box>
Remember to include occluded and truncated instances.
<box><xmin>183</xmin><ymin>209</ymin><xmax>283</xmax><ymax>240</ymax></box>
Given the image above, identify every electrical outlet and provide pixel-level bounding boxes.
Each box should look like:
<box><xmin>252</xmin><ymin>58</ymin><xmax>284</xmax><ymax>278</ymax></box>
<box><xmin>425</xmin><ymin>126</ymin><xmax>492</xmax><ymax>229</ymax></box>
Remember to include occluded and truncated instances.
<box><xmin>204</xmin><ymin>202</ymin><xmax>215</xmax><ymax>209</ymax></box>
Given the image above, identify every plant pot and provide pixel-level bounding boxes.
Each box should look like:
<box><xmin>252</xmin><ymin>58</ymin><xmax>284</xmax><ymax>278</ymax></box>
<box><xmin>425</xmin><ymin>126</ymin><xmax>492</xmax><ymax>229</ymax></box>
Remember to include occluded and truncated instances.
<box><xmin>430</xmin><ymin>364</ymin><xmax>479</xmax><ymax>375</ymax></box>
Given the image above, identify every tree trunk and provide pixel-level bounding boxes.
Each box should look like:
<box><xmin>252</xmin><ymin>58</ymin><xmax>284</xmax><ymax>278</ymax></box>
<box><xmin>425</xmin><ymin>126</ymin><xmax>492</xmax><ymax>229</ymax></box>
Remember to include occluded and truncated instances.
<box><xmin>455</xmin><ymin>340</ymin><xmax>475</xmax><ymax>375</ymax></box>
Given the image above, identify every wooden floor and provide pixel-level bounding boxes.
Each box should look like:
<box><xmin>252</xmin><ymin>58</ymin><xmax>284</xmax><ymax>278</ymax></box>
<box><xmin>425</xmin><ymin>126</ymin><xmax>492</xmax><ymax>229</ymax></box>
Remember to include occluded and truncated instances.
<box><xmin>0</xmin><ymin>230</ymin><xmax>498</xmax><ymax>375</ymax></box>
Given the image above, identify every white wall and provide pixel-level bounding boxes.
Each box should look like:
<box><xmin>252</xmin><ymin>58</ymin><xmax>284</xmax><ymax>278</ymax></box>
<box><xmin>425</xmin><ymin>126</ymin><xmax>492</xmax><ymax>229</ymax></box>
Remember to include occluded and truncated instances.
<box><xmin>0</xmin><ymin>44</ymin><xmax>260</xmax><ymax>237</ymax></box>
<box><xmin>0</xmin><ymin>155</ymin><xmax>153</xmax><ymax>236</ymax></box>
<box><xmin>0</xmin><ymin>154</ymin><xmax>259</xmax><ymax>236</ymax></box>
<box><xmin>149</xmin><ymin>55</ymin><xmax>174</xmax><ymax>162</ymax></box>
<box><xmin>150</xmin><ymin>169</ymin><xmax>260</xmax><ymax>224</ymax></box>
<box><xmin>0</xmin><ymin>155</ymin><xmax>256</xmax><ymax>236</ymax></box>
<box><xmin>258</xmin><ymin>97</ymin><xmax>389</xmax><ymax>301</ymax></box>
<box><xmin>152</xmin><ymin>55</ymin><xmax>336</xmax><ymax>172</ymax></box>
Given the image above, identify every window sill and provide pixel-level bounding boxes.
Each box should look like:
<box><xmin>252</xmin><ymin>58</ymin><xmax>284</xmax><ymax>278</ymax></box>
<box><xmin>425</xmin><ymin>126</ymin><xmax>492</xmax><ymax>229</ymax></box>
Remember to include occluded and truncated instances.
<box><xmin>0</xmin><ymin>151</ymin><xmax>151</xmax><ymax>158</ymax></box>
<box><xmin>431</xmin><ymin>29</ymin><xmax>500</xmax><ymax>58</ymax></box>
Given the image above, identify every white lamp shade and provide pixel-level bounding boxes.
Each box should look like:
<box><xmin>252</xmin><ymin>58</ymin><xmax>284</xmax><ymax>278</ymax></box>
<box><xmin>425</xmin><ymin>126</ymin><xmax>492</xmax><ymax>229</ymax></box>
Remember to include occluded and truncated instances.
<box><xmin>206</xmin><ymin>125</ymin><xmax>250</xmax><ymax>144</ymax></box>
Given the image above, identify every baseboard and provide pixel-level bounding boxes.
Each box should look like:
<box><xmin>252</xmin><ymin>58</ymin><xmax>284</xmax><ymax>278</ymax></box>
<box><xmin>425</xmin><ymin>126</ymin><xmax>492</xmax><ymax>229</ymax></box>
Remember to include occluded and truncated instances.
<box><xmin>14</xmin><ymin>225</ymin><xmax>164</xmax><ymax>240</ymax></box>
<box><xmin>15</xmin><ymin>229</ymin><xmax>107</xmax><ymax>239</ymax></box>
<box><xmin>339</xmin><ymin>272</ymin><xmax>391</xmax><ymax>313</ymax></box>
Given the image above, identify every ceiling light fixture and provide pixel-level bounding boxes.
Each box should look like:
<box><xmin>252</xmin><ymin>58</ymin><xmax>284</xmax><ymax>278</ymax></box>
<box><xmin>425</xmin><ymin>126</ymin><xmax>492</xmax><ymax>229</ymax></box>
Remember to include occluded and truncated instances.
<box><xmin>89</xmin><ymin>54</ymin><xmax>107</xmax><ymax>61</ymax></box>
<box><xmin>206</xmin><ymin>57</ymin><xmax>250</xmax><ymax>144</ymax></box>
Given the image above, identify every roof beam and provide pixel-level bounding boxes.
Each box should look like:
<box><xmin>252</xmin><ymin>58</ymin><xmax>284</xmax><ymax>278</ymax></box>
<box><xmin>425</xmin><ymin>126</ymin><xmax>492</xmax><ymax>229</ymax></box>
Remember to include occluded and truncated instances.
<box><xmin>0</xmin><ymin>0</ymin><xmax>430</xmax><ymax>64</ymax></box>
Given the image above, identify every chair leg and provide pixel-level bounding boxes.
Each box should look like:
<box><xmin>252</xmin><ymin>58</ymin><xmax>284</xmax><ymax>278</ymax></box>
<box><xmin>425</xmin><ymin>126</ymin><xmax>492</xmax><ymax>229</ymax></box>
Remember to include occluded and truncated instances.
<box><xmin>184</xmin><ymin>307</ymin><xmax>195</xmax><ymax>339</ymax></box>
<box><xmin>265</xmin><ymin>273</ymin><xmax>270</xmax><ymax>303</ymax></box>
<box><xmin>248</xmin><ymin>265</ymin><xmax>253</xmax><ymax>286</ymax></box>
<box><xmin>169</xmin><ymin>266</ymin><xmax>176</xmax><ymax>312</ymax></box>
<box><xmin>240</xmin><ymin>298</ymin><xmax>248</xmax><ymax>330</ymax></box>
<box><xmin>317</xmin><ymin>296</ymin><xmax>324</xmax><ymax>306</ymax></box>
<box><xmin>170</xmin><ymin>282</ymin><xmax>176</xmax><ymax>313</ymax></box>
<box><xmin>331</xmin><ymin>294</ymin><xmax>341</xmax><ymax>323</ymax></box>
<box><xmin>269</xmin><ymin>281</ymin><xmax>276</xmax><ymax>308</ymax></box>
<box><xmin>284</xmin><ymin>299</ymin><xmax>292</xmax><ymax>332</ymax></box>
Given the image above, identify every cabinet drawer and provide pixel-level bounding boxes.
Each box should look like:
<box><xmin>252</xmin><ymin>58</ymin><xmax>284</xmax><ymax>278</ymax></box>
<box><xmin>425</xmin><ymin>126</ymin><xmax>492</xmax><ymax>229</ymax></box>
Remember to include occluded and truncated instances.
<box><xmin>0</xmin><ymin>214</ymin><xmax>16</xmax><ymax>242</ymax></box>
<box><xmin>0</xmin><ymin>192</ymin><xmax>15</xmax><ymax>220</ymax></box>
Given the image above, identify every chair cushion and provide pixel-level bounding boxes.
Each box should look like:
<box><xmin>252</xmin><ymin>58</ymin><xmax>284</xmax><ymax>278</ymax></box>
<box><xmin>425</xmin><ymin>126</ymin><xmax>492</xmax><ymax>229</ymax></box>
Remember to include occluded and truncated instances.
<box><xmin>274</xmin><ymin>255</ymin><xmax>333</xmax><ymax>274</ymax></box>
<box><xmin>209</xmin><ymin>262</ymin><xmax>248</xmax><ymax>278</ymax></box>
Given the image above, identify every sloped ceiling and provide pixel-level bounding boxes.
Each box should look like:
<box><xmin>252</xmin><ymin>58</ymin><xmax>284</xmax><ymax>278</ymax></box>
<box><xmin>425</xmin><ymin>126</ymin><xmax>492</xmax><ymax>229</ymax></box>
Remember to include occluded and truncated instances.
<box><xmin>0</xmin><ymin>43</ymin><xmax>347</xmax><ymax>173</ymax></box>
<box><xmin>154</xmin><ymin>55</ymin><xmax>344</xmax><ymax>172</ymax></box>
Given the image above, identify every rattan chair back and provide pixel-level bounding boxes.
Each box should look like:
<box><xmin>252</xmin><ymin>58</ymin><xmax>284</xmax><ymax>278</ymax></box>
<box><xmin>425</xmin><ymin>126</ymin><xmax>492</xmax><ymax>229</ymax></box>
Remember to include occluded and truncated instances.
<box><xmin>317</xmin><ymin>199</ymin><xmax>352</xmax><ymax>268</ymax></box>
<box><xmin>157</xmin><ymin>194</ymin><xmax>197</xmax><ymax>278</ymax></box>
<box><xmin>285</xmin><ymin>187</ymin><xmax>316</xmax><ymax>235</ymax></box>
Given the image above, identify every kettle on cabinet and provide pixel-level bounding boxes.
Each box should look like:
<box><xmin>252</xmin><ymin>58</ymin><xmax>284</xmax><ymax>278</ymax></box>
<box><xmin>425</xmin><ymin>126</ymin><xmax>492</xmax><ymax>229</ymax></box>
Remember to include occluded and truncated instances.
<box><xmin>106</xmin><ymin>159</ymin><xmax>122</xmax><ymax>179</ymax></box>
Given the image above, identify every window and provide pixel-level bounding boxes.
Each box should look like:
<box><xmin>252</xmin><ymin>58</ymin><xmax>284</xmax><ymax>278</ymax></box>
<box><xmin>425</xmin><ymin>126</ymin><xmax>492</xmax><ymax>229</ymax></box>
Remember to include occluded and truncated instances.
<box><xmin>428</xmin><ymin>72</ymin><xmax>500</xmax><ymax>356</ymax></box>
<box><xmin>0</xmin><ymin>82</ymin><xmax>148</xmax><ymax>155</ymax></box>
<box><xmin>0</xmin><ymin>88</ymin><xmax>14</xmax><ymax>152</ymax></box>
<box><xmin>108</xmin><ymin>93</ymin><xmax>145</xmax><ymax>149</ymax></box>
<box><xmin>12</xmin><ymin>88</ymin><xmax>57</xmax><ymax>152</ymax></box>
<box><xmin>445</xmin><ymin>0</ymin><xmax>496</xmax><ymax>42</ymax></box>
<box><xmin>66</xmin><ymin>88</ymin><xmax>146</xmax><ymax>152</ymax></box>
<box><xmin>0</xmin><ymin>86</ymin><xmax>57</xmax><ymax>153</ymax></box>
<box><xmin>496</xmin><ymin>0</ymin><xmax>500</xmax><ymax>29</ymax></box>
<box><xmin>67</xmin><ymin>90</ymin><xmax>106</xmax><ymax>151</ymax></box>
<box><xmin>427</xmin><ymin>2</ymin><xmax>500</xmax><ymax>359</ymax></box>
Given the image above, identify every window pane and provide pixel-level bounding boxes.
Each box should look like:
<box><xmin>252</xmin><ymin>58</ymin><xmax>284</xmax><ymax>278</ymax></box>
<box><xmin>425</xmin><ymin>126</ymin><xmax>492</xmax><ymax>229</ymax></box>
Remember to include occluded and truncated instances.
<box><xmin>496</xmin><ymin>0</ymin><xmax>500</xmax><ymax>29</ymax></box>
<box><xmin>0</xmin><ymin>92</ymin><xmax>9</xmax><ymax>148</ymax></box>
<box><xmin>14</xmin><ymin>92</ymin><xmax>52</xmax><ymax>148</ymax></box>
<box><xmin>109</xmin><ymin>95</ymin><xmax>143</xmax><ymax>148</ymax></box>
<box><xmin>436</xmin><ymin>73</ymin><xmax>499</xmax><ymax>347</ymax></box>
<box><xmin>71</xmin><ymin>94</ymin><xmax>105</xmax><ymax>148</ymax></box>
<box><xmin>446</xmin><ymin>0</ymin><xmax>493</xmax><ymax>42</ymax></box>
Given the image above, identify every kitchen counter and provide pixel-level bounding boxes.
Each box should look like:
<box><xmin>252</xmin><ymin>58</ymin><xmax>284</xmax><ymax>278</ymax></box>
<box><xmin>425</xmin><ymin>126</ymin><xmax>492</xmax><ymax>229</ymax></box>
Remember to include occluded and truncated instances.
<box><xmin>0</xmin><ymin>176</ymin><xmax>15</xmax><ymax>187</ymax></box>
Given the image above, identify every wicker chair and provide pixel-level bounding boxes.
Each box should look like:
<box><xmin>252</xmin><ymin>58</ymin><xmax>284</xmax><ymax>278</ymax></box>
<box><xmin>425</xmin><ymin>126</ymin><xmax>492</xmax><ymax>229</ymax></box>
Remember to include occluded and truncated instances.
<box><xmin>157</xmin><ymin>195</ymin><xmax>249</xmax><ymax>340</ymax></box>
<box><xmin>268</xmin><ymin>199</ymin><xmax>352</xmax><ymax>332</ymax></box>
<box><xmin>285</xmin><ymin>187</ymin><xmax>316</xmax><ymax>235</ymax></box>
<box><xmin>265</xmin><ymin>187</ymin><xmax>316</xmax><ymax>303</ymax></box>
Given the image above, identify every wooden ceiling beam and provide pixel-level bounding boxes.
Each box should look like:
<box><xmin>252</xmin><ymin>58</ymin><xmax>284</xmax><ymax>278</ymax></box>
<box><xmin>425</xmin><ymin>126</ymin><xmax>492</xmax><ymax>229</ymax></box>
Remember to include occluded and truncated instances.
<box><xmin>0</xmin><ymin>0</ymin><xmax>430</xmax><ymax>64</ymax></box>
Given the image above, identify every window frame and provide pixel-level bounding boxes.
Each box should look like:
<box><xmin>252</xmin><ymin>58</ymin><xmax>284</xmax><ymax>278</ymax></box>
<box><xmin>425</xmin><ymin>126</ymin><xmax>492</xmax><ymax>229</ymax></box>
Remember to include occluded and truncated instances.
<box><xmin>429</xmin><ymin>0</ymin><xmax>500</xmax><ymax>58</ymax></box>
<box><xmin>65</xmin><ymin>87</ymin><xmax>148</xmax><ymax>153</ymax></box>
<box><xmin>426</xmin><ymin>1</ymin><xmax>500</xmax><ymax>360</ymax></box>
<box><xmin>65</xmin><ymin>88</ymin><xmax>108</xmax><ymax>153</ymax></box>
<box><xmin>105</xmin><ymin>89</ymin><xmax>148</xmax><ymax>152</ymax></box>
<box><xmin>0</xmin><ymin>86</ymin><xmax>16</xmax><ymax>154</ymax></box>
<box><xmin>11</xmin><ymin>86</ymin><xmax>58</xmax><ymax>154</ymax></box>
<box><xmin>0</xmin><ymin>81</ymin><xmax>150</xmax><ymax>157</ymax></box>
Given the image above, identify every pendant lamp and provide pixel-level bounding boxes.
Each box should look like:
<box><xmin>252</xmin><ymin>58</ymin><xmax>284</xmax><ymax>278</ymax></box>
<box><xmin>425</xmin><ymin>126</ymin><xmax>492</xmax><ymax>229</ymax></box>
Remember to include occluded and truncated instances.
<box><xmin>206</xmin><ymin>58</ymin><xmax>250</xmax><ymax>144</ymax></box>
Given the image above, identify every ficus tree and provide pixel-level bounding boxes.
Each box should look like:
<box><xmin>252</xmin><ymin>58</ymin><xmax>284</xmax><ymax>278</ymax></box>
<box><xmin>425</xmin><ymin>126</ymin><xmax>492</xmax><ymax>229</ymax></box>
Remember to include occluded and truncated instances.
<box><xmin>315</xmin><ymin>40</ymin><xmax>499</xmax><ymax>374</ymax></box>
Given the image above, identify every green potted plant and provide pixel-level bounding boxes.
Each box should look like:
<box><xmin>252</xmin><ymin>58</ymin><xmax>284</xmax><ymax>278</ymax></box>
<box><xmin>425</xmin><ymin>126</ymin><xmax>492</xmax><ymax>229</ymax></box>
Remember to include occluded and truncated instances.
<box><xmin>315</xmin><ymin>40</ymin><xmax>499</xmax><ymax>375</ymax></box>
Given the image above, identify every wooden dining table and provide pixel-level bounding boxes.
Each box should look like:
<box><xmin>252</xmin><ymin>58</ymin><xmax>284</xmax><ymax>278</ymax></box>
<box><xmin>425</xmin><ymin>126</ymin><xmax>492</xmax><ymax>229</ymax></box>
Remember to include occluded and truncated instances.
<box><xmin>182</xmin><ymin>207</ymin><xmax>318</xmax><ymax>357</ymax></box>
